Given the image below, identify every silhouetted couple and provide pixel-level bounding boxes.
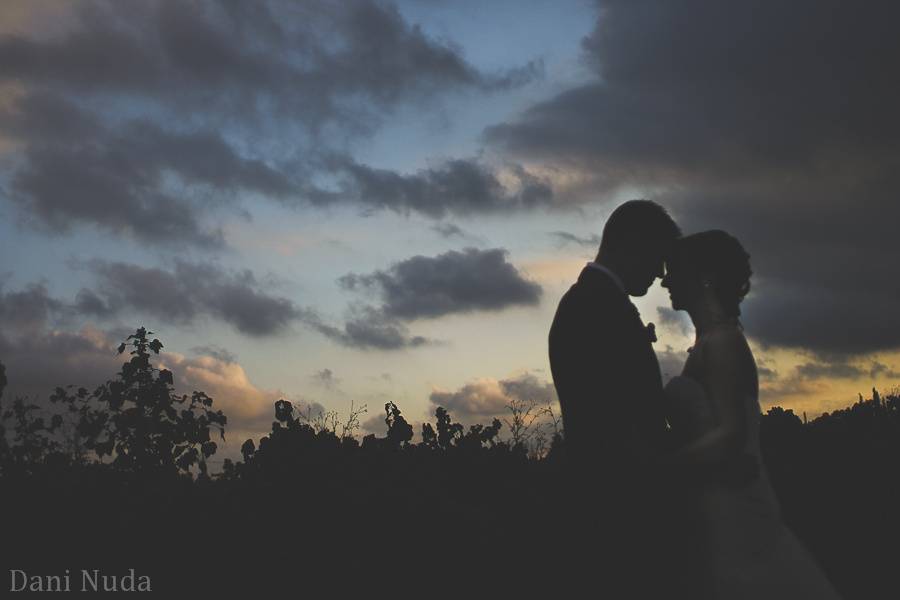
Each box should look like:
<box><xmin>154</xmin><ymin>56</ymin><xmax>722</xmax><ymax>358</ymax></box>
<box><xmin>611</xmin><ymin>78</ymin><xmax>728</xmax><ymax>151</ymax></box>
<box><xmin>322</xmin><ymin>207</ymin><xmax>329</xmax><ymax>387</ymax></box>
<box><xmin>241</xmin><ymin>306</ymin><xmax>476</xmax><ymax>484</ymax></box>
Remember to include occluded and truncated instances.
<box><xmin>549</xmin><ymin>200</ymin><xmax>841</xmax><ymax>598</ymax></box>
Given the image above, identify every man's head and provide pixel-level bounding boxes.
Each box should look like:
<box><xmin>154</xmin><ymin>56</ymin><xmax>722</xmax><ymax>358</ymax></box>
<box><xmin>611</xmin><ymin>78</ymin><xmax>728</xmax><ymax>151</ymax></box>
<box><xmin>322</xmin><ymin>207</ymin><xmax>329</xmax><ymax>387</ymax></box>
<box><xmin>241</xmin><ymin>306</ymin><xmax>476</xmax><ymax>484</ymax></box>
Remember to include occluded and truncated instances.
<box><xmin>596</xmin><ymin>200</ymin><xmax>681</xmax><ymax>296</ymax></box>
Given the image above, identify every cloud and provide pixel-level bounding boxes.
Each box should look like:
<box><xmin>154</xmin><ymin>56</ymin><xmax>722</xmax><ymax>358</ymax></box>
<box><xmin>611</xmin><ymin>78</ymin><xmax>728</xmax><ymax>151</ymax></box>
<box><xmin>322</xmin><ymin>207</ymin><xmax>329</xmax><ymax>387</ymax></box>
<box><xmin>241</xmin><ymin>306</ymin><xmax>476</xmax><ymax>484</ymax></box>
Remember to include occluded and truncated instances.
<box><xmin>326</xmin><ymin>156</ymin><xmax>554</xmax><ymax>218</ymax></box>
<box><xmin>339</xmin><ymin>247</ymin><xmax>542</xmax><ymax>320</ymax></box>
<box><xmin>752</xmin><ymin>351</ymin><xmax>900</xmax><ymax>414</ymax></box>
<box><xmin>869</xmin><ymin>361</ymin><xmax>900</xmax><ymax>380</ymax></box>
<box><xmin>0</xmin><ymin>0</ymin><xmax>533</xmax><ymax>116</ymax></box>
<box><xmin>0</xmin><ymin>324</ymin><xmax>122</xmax><ymax>402</ymax></box>
<box><xmin>159</xmin><ymin>347</ymin><xmax>307</xmax><ymax>459</ymax></box>
<box><xmin>431</xmin><ymin>222</ymin><xmax>469</xmax><ymax>239</ymax></box>
<box><xmin>73</xmin><ymin>259</ymin><xmax>305</xmax><ymax>337</ymax></box>
<box><xmin>794</xmin><ymin>357</ymin><xmax>900</xmax><ymax>381</ymax></box>
<box><xmin>484</xmin><ymin>0</ymin><xmax>900</xmax><ymax>357</ymax></box>
<box><xmin>0</xmin><ymin>280</ymin><xmax>66</xmax><ymax>337</ymax></box>
<box><xmin>0</xmin><ymin>0</ymin><xmax>541</xmax><ymax>245</ymax></box>
<box><xmin>487</xmin><ymin>1</ymin><xmax>900</xmax><ymax>173</ymax></box>
<box><xmin>755</xmin><ymin>356</ymin><xmax>779</xmax><ymax>382</ymax></box>
<box><xmin>549</xmin><ymin>231</ymin><xmax>601</xmax><ymax>248</ymax></box>
<box><xmin>0</xmin><ymin>298</ymin><xmax>295</xmax><ymax>462</ymax></box>
<box><xmin>159</xmin><ymin>351</ymin><xmax>283</xmax><ymax>430</ymax></box>
<box><xmin>361</xmin><ymin>412</ymin><xmax>388</xmax><ymax>436</ymax></box>
<box><xmin>429</xmin><ymin>379</ymin><xmax>515</xmax><ymax>418</ymax></box>
<box><xmin>795</xmin><ymin>361</ymin><xmax>866</xmax><ymax>381</ymax></box>
<box><xmin>428</xmin><ymin>373</ymin><xmax>558</xmax><ymax>422</ymax></box>
<box><xmin>305</xmin><ymin>305</ymin><xmax>431</xmax><ymax>350</ymax></box>
<box><xmin>189</xmin><ymin>344</ymin><xmax>237</xmax><ymax>365</ymax></box>
<box><xmin>310</xmin><ymin>368</ymin><xmax>340</xmax><ymax>390</ymax></box>
<box><xmin>0</xmin><ymin>278</ymin><xmax>282</xmax><ymax>415</ymax></box>
<box><xmin>759</xmin><ymin>377</ymin><xmax>829</xmax><ymax>410</ymax></box>
<box><xmin>656</xmin><ymin>307</ymin><xmax>691</xmax><ymax>337</ymax></box>
<box><xmin>3</xmin><ymin>92</ymin><xmax>236</xmax><ymax>247</ymax></box>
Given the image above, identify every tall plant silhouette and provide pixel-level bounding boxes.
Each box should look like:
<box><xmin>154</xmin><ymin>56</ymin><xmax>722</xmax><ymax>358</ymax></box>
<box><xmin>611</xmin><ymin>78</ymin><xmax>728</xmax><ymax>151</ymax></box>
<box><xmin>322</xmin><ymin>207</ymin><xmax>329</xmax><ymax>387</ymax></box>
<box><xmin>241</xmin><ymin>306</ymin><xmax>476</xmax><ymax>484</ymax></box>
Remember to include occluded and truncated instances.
<box><xmin>0</xmin><ymin>360</ymin><xmax>66</xmax><ymax>474</ymax></box>
<box><xmin>50</xmin><ymin>327</ymin><xmax>226</xmax><ymax>474</ymax></box>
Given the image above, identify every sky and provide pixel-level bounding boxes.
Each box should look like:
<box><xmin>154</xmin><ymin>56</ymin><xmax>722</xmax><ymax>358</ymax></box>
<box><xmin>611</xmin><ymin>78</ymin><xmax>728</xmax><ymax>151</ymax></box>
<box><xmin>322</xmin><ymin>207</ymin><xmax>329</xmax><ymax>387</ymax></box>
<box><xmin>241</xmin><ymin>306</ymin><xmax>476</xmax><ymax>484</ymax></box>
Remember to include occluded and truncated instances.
<box><xmin>0</xmin><ymin>0</ymin><xmax>898</xmax><ymax>461</ymax></box>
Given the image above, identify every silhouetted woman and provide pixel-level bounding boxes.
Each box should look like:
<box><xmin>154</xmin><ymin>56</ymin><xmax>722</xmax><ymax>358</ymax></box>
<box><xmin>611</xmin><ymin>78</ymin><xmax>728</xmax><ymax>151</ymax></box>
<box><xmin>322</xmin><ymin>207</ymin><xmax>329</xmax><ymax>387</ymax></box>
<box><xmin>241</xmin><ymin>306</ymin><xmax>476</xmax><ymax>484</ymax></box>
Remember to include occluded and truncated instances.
<box><xmin>661</xmin><ymin>230</ymin><xmax>842</xmax><ymax>599</ymax></box>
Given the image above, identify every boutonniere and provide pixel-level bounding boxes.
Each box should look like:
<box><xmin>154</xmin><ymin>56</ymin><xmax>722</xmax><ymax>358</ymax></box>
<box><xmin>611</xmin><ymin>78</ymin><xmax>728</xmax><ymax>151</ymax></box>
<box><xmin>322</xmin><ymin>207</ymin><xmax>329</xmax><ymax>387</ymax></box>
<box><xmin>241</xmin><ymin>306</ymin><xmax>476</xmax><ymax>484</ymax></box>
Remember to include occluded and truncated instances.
<box><xmin>646</xmin><ymin>322</ymin><xmax>657</xmax><ymax>343</ymax></box>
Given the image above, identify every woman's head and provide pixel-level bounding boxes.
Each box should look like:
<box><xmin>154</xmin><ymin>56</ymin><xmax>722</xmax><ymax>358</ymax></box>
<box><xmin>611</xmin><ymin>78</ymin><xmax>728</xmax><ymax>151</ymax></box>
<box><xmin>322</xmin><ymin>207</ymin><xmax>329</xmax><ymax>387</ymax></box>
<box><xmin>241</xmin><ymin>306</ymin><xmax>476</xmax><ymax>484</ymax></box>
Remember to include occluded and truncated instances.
<box><xmin>662</xmin><ymin>230</ymin><xmax>751</xmax><ymax>316</ymax></box>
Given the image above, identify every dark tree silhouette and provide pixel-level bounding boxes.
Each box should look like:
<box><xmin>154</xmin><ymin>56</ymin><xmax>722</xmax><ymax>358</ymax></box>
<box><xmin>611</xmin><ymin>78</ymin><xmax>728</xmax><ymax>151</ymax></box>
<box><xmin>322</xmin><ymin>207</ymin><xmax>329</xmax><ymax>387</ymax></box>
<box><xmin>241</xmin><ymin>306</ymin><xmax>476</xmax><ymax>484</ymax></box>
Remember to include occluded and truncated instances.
<box><xmin>47</xmin><ymin>327</ymin><xmax>226</xmax><ymax>475</ymax></box>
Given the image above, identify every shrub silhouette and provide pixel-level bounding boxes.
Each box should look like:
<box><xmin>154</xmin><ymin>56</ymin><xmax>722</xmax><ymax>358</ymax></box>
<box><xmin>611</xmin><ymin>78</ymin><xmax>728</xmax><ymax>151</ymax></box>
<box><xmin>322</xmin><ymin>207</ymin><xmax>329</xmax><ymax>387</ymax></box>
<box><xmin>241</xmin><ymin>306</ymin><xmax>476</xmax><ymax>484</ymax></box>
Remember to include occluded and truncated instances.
<box><xmin>1</xmin><ymin>395</ymin><xmax>64</xmax><ymax>473</ymax></box>
<box><xmin>2</xmin><ymin>340</ymin><xmax>900</xmax><ymax>598</ymax></box>
<box><xmin>48</xmin><ymin>327</ymin><xmax>227</xmax><ymax>475</ymax></box>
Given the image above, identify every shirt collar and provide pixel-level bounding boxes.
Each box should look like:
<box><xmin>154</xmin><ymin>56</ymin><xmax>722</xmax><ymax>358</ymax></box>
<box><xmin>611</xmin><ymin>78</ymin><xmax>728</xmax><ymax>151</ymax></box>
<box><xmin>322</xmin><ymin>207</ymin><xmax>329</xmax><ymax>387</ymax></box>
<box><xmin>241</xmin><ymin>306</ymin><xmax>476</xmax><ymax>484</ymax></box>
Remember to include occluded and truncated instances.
<box><xmin>586</xmin><ymin>262</ymin><xmax>626</xmax><ymax>294</ymax></box>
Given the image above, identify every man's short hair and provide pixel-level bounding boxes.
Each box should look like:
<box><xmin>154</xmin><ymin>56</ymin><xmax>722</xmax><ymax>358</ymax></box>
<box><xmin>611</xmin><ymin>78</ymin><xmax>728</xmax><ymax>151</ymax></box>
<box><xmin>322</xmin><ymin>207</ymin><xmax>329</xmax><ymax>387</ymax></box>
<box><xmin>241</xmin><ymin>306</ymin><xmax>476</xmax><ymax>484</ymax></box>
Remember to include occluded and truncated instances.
<box><xmin>598</xmin><ymin>200</ymin><xmax>681</xmax><ymax>255</ymax></box>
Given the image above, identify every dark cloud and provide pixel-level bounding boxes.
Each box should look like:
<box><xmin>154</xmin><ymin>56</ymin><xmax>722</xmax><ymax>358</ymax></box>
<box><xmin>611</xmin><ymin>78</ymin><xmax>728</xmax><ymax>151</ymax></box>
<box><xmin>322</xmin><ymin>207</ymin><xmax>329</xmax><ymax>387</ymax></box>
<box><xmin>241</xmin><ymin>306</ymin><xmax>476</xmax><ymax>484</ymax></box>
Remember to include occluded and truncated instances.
<box><xmin>759</xmin><ymin>377</ymin><xmax>827</xmax><ymax>410</ymax></box>
<box><xmin>310</xmin><ymin>368</ymin><xmax>340</xmax><ymax>389</ymax></box>
<box><xmin>0</xmin><ymin>0</ymin><xmax>534</xmax><ymax>118</ymax></box>
<box><xmin>0</xmin><ymin>0</ymin><xmax>542</xmax><ymax>245</ymax></box>
<box><xmin>431</xmin><ymin>223</ymin><xmax>468</xmax><ymax>239</ymax></box>
<box><xmin>73</xmin><ymin>288</ymin><xmax>116</xmax><ymax>318</ymax></box>
<box><xmin>0</xmin><ymin>280</ymin><xmax>292</xmax><ymax>445</ymax></box>
<box><xmin>795</xmin><ymin>357</ymin><xmax>900</xmax><ymax>381</ymax></box>
<box><xmin>3</xmin><ymin>94</ymin><xmax>258</xmax><ymax>247</ymax></box>
<box><xmin>755</xmin><ymin>356</ymin><xmax>779</xmax><ymax>383</ymax></box>
<box><xmin>656</xmin><ymin>307</ymin><xmax>691</xmax><ymax>338</ymax></box>
<box><xmin>304</xmin><ymin>306</ymin><xmax>430</xmax><ymax>351</ymax></box>
<box><xmin>190</xmin><ymin>345</ymin><xmax>238</xmax><ymax>364</ymax></box>
<box><xmin>757</xmin><ymin>367</ymin><xmax>778</xmax><ymax>382</ymax></box>
<box><xmin>361</xmin><ymin>412</ymin><xmax>388</xmax><ymax>436</ymax></box>
<box><xmin>339</xmin><ymin>247</ymin><xmax>542</xmax><ymax>320</ymax></box>
<box><xmin>0</xmin><ymin>281</ymin><xmax>66</xmax><ymax>337</ymax></box>
<box><xmin>76</xmin><ymin>259</ymin><xmax>304</xmax><ymax>337</ymax></box>
<box><xmin>487</xmin><ymin>1</ymin><xmax>900</xmax><ymax>172</ymax></box>
<box><xmin>870</xmin><ymin>361</ymin><xmax>900</xmax><ymax>380</ymax></box>
<box><xmin>796</xmin><ymin>361</ymin><xmax>866</xmax><ymax>381</ymax></box>
<box><xmin>326</xmin><ymin>156</ymin><xmax>554</xmax><ymax>218</ymax></box>
<box><xmin>750</xmin><ymin>351</ymin><xmax>900</xmax><ymax>410</ymax></box>
<box><xmin>0</xmin><ymin>325</ymin><xmax>122</xmax><ymax>403</ymax></box>
<box><xmin>549</xmin><ymin>231</ymin><xmax>601</xmax><ymax>249</ymax></box>
<box><xmin>499</xmin><ymin>374</ymin><xmax>557</xmax><ymax>406</ymax></box>
<box><xmin>485</xmin><ymin>0</ymin><xmax>900</xmax><ymax>357</ymax></box>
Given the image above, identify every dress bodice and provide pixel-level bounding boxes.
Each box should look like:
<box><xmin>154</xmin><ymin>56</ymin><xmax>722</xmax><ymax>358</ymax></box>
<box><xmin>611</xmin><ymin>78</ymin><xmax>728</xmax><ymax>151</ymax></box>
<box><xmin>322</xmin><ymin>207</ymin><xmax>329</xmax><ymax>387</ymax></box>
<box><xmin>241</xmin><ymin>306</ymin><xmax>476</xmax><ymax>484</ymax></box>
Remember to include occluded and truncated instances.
<box><xmin>660</xmin><ymin>336</ymin><xmax>842</xmax><ymax>599</ymax></box>
<box><xmin>663</xmin><ymin>374</ymin><xmax>763</xmax><ymax>460</ymax></box>
<box><xmin>664</xmin><ymin>375</ymin><xmax>715</xmax><ymax>445</ymax></box>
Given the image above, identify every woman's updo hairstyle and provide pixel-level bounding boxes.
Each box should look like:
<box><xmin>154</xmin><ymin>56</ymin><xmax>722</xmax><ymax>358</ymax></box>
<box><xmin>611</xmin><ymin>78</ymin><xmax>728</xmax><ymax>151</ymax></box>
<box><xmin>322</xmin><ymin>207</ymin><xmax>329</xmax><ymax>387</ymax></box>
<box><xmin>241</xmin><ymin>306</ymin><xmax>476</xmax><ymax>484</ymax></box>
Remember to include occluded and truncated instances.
<box><xmin>669</xmin><ymin>230</ymin><xmax>752</xmax><ymax>317</ymax></box>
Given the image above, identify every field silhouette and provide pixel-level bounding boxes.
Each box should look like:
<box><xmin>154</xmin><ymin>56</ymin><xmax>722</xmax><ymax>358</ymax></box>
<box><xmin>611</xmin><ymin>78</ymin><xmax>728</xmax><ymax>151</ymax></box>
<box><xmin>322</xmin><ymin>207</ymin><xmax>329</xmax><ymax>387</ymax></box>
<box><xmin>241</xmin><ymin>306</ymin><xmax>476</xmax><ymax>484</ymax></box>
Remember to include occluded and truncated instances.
<box><xmin>2</xmin><ymin>328</ymin><xmax>898</xmax><ymax>597</ymax></box>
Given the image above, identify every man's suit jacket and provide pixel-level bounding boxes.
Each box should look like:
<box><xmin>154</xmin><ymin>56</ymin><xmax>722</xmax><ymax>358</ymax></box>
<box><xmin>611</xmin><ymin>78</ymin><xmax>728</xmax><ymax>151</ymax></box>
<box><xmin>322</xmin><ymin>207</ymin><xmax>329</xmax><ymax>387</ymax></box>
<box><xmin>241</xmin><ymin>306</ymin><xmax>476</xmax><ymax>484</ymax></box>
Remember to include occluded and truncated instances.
<box><xmin>548</xmin><ymin>265</ymin><xmax>669</xmax><ymax>473</ymax></box>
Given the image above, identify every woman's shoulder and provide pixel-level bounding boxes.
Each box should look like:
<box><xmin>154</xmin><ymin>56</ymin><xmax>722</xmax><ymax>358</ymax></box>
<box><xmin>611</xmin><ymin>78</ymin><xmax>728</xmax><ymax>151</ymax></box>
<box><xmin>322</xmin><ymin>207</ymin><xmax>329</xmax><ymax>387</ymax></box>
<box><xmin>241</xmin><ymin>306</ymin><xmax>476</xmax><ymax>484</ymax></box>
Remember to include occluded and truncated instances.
<box><xmin>698</xmin><ymin>325</ymin><xmax>748</xmax><ymax>353</ymax></box>
<box><xmin>692</xmin><ymin>326</ymin><xmax>754</xmax><ymax>373</ymax></box>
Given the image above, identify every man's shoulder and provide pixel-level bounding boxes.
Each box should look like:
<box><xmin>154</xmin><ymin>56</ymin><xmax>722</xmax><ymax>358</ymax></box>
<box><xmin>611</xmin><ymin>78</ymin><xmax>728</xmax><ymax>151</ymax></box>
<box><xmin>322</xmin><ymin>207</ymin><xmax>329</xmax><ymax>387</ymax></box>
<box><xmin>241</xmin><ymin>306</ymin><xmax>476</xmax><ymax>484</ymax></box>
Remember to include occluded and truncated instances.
<box><xmin>550</xmin><ymin>274</ymin><xmax>628</xmax><ymax>353</ymax></box>
<box><xmin>561</xmin><ymin>267</ymin><xmax>626</xmax><ymax>307</ymax></box>
<box><xmin>554</xmin><ymin>278</ymin><xmax>631</xmax><ymax>332</ymax></box>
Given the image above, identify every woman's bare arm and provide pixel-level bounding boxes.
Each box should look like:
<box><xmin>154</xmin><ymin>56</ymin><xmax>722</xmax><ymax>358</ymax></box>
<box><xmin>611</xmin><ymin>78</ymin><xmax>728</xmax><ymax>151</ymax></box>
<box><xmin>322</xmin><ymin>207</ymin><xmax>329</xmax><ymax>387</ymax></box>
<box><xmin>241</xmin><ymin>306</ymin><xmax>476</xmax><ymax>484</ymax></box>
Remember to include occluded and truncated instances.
<box><xmin>666</xmin><ymin>329</ymin><xmax>750</xmax><ymax>468</ymax></box>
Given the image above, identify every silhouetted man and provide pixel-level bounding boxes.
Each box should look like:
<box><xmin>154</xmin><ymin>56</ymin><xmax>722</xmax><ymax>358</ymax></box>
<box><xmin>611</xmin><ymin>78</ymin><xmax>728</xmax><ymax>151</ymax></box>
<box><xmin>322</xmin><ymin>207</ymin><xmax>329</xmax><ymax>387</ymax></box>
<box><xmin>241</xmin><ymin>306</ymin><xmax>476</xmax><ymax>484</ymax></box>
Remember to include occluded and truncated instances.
<box><xmin>548</xmin><ymin>199</ymin><xmax>681</xmax><ymax>594</ymax></box>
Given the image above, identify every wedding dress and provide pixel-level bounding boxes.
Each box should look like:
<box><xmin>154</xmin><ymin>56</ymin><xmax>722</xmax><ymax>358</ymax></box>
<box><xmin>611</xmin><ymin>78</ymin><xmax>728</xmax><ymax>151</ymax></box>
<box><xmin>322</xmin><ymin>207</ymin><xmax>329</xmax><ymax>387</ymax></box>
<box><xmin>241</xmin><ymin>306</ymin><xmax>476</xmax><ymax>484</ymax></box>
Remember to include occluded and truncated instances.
<box><xmin>664</xmin><ymin>374</ymin><xmax>843</xmax><ymax>599</ymax></box>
